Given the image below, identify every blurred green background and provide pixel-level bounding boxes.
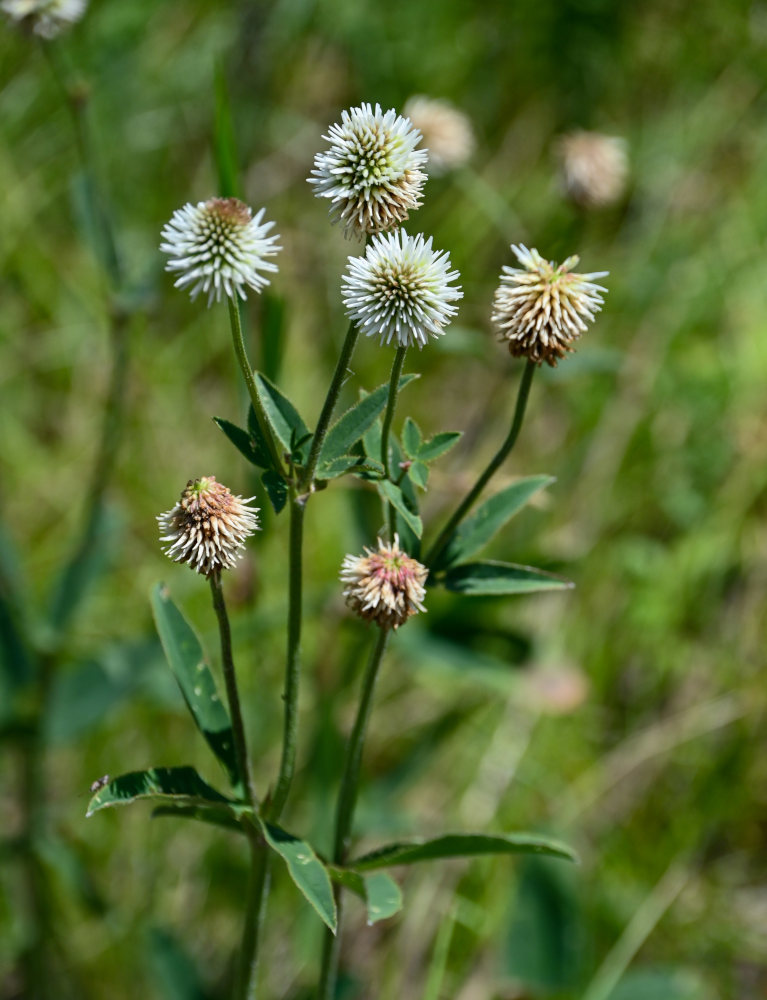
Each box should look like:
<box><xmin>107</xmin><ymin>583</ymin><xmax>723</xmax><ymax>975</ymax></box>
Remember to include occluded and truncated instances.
<box><xmin>2</xmin><ymin>0</ymin><xmax>766</xmax><ymax>997</ymax></box>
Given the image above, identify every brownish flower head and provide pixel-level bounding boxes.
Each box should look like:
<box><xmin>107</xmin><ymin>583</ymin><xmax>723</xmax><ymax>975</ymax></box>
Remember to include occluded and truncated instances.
<box><xmin>340</xmin><ymin>535</ymin><xmax>428</xmax><ymax>629</ymax></box>
<box><xmin>491</xmin><ymin>244</ymin><xmax>608</xmax><ymax>367</ymax></box>
<box><xmin>157</xmin><ymin>477</ymin><xmax>259</xmax><ymax>577</ymax></box>
<box><xmin>556</xmin><ymin>130</ymin><xmax>628</xmax><ymax>208</ymax></box>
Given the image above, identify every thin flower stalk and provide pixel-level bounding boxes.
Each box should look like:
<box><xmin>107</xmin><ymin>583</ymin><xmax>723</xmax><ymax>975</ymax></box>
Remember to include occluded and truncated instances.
<box><xmin>380</xmin><ymin>346</ymin><xmax>408</xmax><ymax>537</ymax></box>
<box><xmin>425</xmin><ymin>359</ymin><xmax>536</xmax><ymax>568</ymax></box>
<box><xmin>318</xmin><ymin>626</ymin><xmax>391</xmax><ymax>1000</ymax></box>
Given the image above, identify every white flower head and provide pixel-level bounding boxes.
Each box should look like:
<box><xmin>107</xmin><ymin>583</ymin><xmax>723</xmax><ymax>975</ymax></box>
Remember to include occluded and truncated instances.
<box><xmin>556</xmin><ymin>130</ymin><xmax>628</xmax><ymax>208</ymax></box>
<box><xmin>342</xmin><ymin>230</ymin><xmax>462</xmax><ymax>349</ymax></box>
<box><xmin>2</xmin><ymin>0</ymin><xmax>87</xmax><ymax>36</ymax></box>
<box><xmin>160</xmin><ymin>197</ymin><xmax>281</xmax><ymax>307</ymax></box>
<box><xmin>158</xmin><ymin>476</ymin><xmax>260</xmax><ymax>577</ymax></box>
<box><xmin>492</xmin><ymin>244</ymin><xmax>608</xmax><ymax>367</ymax></box>
<box><xmin>309</xmin><ymin>102</ymin><xmax>428</xmax><ymax>239</ymax></box>
<box><xmin>341</xmin><ymin>535</ymin><xmax>428</xmax><ymax>630</ymax></box>
<box><xmin>403</xmin><ymin>95</ymin><xmax>475</xmax><ymax>175</ymax></box>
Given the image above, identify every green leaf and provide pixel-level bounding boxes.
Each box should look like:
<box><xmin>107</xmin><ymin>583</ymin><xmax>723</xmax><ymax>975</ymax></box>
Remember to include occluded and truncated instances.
<box><xmin>328</xmin><ymin>868</ymin><xmax>403</xmax><ymax>925</ymax></box>
<box><xmin>86</xmin><ymin>766</ymin><xmax>232</xmax><ymax>817</ymax></box>
<box><xmin>0</xmin><ymin>588</ymin><xmax>34</xmax><ymax>695</ymax></box>
<box><xmin>255</xmin><ymin>373</ymin><xmax>311</xmax><ymax>462</ymax></box>
<box><xmin>417</xmin><ymin>431</ymin><xmax>462</xmax><ymax>462</ymax></box>
<box><xmin>437</xmin><ymin>476</ymin><xmax>555</xmax><ymax>569</ymax></box>
<box><xmin>402</xmin><ymin>417</ymin><xmax>422</xmax><ymax>458</ymax></box>
<box><xmin>378</xmin><ymin>480</ymin><xmax>422</xmax><ymax>538</ymax></box>
<box><xmin>151</xmin><ymin>584</ymin><xmax>239</xmax><ymax>789</ymax></box>
<box><xmin>363</xmin><ymin>872</ymin><xmax>403</xmax><ymax>924</ymax></box>
<box><xmin>442</xmin><ymin>561</ymin><xmax>573</xmax><ymax>595</ymax></box>
<box><xmin>351</xmin><ymin>833</ymin><xmax>578</xmax><ymax>870</ymax></box>
<box><xmin>44</xmin><ymin>659</ymin><xmax>130</xmax><ymax>745</ymax></box>
<box><xmin>407</xmin><ymin>460</ymin><xmax>429</xmax><ymax>490</ymax></box>
<box><xmin>152</xmin><ymin>804</ymin><xmax>245</xmax><ymax>834</ymax></box>
<box><xmin>213</xmin><ymin>64</ymin><xmax>240</xmax><ymax>198</ymax></box>
<box><xmin>148</xmin><ymin>926</ymin><xmax>209</xmax><ymax>1000</ymax></box>
<box><xmin>315</xmin><ymin>455</ymin><xmax>381</xmax><ymax>480</ymax></box>
<box><xmin>319</xmin><ymin>374</ymin><xmax>418</xmax><ymax>466</ymax></box>
<box><xmin>213</xmin><ymin>416</ymin><xmax>269</xmax><ymax>469</ymax></box>
<box><xmin>259</xmin><ymin>820</ymin><xmax>337</xmax><ymax>931</ymax></box>
<box><xmin>247</xmin><ymin>404</ymin><xmax>282</xmax><ymax>473</ymax></box>
<box><xmin>262</xmin><ymin>469</ymin><xmax>288</xmax><ymax>514</ymax></box>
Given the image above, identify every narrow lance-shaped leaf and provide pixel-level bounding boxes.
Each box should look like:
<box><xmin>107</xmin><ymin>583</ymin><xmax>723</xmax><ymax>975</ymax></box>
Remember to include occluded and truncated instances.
<box><xmin>319</xmin><ymin>374</ymin><xmax>419</xmax><ymax>466</ymax></box>
<box><xmin>262</xmin><ymin>469</ymin><xmax>288</xmax><ymax>514</ymax></box>
<box><xmin>259</xmin><ymin>820</ymin><xmax>337</xmax><ymax>932</ymax></box>
<box><xmin>436</xmin><ymin>475</ymin><xmax>555</xmax><ymax>570</ymax></box>
<box><xmin>442</xmin><ymin>561</ymin><xmax>573</xmax><ymax>596</ymax></box>
<box><xmin>213</xmin><ymin>416</ymin><xmax>269</xmax><ymax>469</ymax></box>
<box><xmin>255</xmin><ymin>373</ymin><xmax>311</xmax><ymax>462</ymax></box>
<box><xmin>86</xmin><ymin>766</ymin><xmax>233</xmax><ymax>817</ymax></box>
<box><xmin>401</xmin><ymin>416</ymin><xmax>422</xmax><ymax>458</ymax></box>
<box><xmin>351</xmin><ymin>833</ymin><xmax>578</xmax><ymax>870</ymax></box>
<box><xmin>151</xmin><ymin>584</ymin><xmax>240</xmax><ymax>789</ymax></box>
<box><xmin>377</xmin><ymin>480</ymin><xmax>423</xmax><ymax>539</ymax></box>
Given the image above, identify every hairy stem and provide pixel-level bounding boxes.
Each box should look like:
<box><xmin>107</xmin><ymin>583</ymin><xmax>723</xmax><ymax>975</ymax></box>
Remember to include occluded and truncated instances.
<box><xmin>300</xmin><ymin>321</ymin><xmax>360</xmax><ymax>491</ymax></box>
<box><xmin>425</xmin><ymin>359</ymin><xmax>536</xmax><ymax>567</ymax></box>
<box><xmin>268</xmin><ymin>489</ymin><xmax>305</xmax><ymax>820</ymax></box>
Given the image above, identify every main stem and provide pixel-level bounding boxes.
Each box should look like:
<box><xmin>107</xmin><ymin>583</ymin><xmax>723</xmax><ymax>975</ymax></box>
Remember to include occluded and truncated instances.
<box><xmin>380</xmin><ymin>346</ymin><xmax>407</xmax><ymax>540</ymax></box>
<box><xmin>425</xmin><ymin>359</ymin><xmax>537</xmax><ymax>567</ymax></box>
<box><xmin>227</xmin><ymin>298</ymin><xmax>285</xmax><ymax>478</ymax></box>
<box><xmin>318</xmin><ymin>626</ymin><xmax>391</xmax><ymax>1000</ymax></box>
<box><xmin>300</xmin><ymin>320</ymin><xmax>360</xmax><ymax>491</ymax></box>
<box><xmin>268</xmin><ymin>489</ymin><xmax>305</xmax><ymax>820</ymax></box>
<box><xmin>209</xmin><ymin>572</ymin><xmax>267</xmax><ymax>1000</ymax></box>
<box><xmin>209</xmin><ymin>571</ymin><xmax>255</xmax><ymax>805</ymax></box>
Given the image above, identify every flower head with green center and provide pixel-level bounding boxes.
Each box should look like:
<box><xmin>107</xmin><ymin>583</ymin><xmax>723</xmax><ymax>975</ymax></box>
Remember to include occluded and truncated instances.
<box><xmin>342</xmin><ymin>230</ymin><xmax>462</xmax><ymax>348</ymax></box>
<box><xmin>341</xmin><ymin>535</ymin><xmax>428</xmax><ymax>629</ymax></box>
<box><xmin>309</xmin><ymin>103</ymin><xmax>428</xmax><ymax>239</ymax></box>
<box><xmin>492</xmin><ymin>244</ymin><xmax>608</xmax><ymax>367</ymax></box>
<box><xmin>158</xmin><ymin>477</ymin><xmax>259</xmax><ymax>577</ymax></box>
<box><xmin>403</xmin><ymin>95</ymin><xmax>475</xmax><ymax>175</ymax></box>
<box><xmin>2</xmin><ymin>0</ymin><xmax>87</xmax><ymax>36</ymax></box>
<box><xmin>160</xmin><ymin>198</ymin><xmax>281</xmax><ymax>306</ymax></box>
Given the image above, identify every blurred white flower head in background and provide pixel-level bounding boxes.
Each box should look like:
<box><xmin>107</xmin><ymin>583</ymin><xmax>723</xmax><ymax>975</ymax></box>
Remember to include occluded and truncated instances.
<box><xmin>2</xmin><ymin>0</ymin><xmax>88</xmax><ymax>37</ymax></box>
<box><xmin>556</xmin><ymin>130</ymin><xmax>628</xmax><ymax>208</ymax></box>
<box><xmin>403</xmin><ymin>95</ymin><xmax>475</xmax><ymax>175</ymax></box>
<box><xmin>309</xmin><ymin>103</ymin><xmax>428</xmax><ymax>239</ymax></box>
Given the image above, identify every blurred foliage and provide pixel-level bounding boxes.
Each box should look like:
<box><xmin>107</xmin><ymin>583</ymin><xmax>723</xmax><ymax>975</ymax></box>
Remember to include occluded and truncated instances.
<box><xmin>1</xmin><ymin>0</ymin><xmax>767</xmax><ymax>997</ymax></box>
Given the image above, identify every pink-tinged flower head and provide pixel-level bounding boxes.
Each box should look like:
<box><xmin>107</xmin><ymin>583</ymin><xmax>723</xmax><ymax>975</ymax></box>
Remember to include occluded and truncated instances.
<box><xmin>340</xmin><ymin>535</ymin><xmax>428</xmax><ymax>629</ymax></box>
<box><xmin>157</xmin><ymin>477</ymin><xmax>259</xmax><ymax>577</ymax></box>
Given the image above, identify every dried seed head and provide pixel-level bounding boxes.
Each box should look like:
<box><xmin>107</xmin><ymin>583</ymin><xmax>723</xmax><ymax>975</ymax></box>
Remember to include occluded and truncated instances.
<box><xmin>340</xmin><ymin>535</ymin><xmax>428</xmax><ymax>630</ymax></box>
<box><xmin>2</xmin><ymin>0</ymin><xmax>87</xmax><ymax>37</ymax></box>
<box><xmin>342</xmin><ymin>229</ymin><xmax>462</xmax><ymax>348</ymax></box>
<box><xmin>160</xmin><ymin>198</ymin><xmax>281</xmax><ymax>306</ymax></box>
<box><xmin>557</xmin><ymin>130</ymin><xmax>628</xmax><ymax>208</ymax></box>
<box><xmin>157</xmin><ymin>477</ymin><xmax>259</xmax><ymax>577</ymax></box>
<box><xmin>491</xmin><ymin>244</ymin><xmax>608</xmax><ymax>367</ymax></box>
<box><xmin>403</xmin><ymin>95</ymin><xmax>475</xmax><ymax>175</ymax></box>
<box><xmin>309</xmin><ymin>103</ymin><xmax>428</xmax><ymax>239</ymax></box>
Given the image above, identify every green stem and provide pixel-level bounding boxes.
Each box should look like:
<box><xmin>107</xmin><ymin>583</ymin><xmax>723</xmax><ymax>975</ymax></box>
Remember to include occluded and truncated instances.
<box><xmin>381</xmin><ymin>346</ymin><xmax>407</xmax><ymax>540</ymax></box>
<box><xmin>238</xmin><ymin>837</ymin><xmax>272</xmax><ymax>1000</ymax></box>
<box><xmin>425</xmin><ymin>359</ymin><xmax>537</xmax><ymax>567</ymax></box>
<box><xmin>268</xmin><ymin>489</ymin><xmax>305</xmax><ymax>820</ymax></box>
<box><xmin>300</xmin><ymin>320</ymin><xmax>360</xmax><ymax>491</ymax></box>
<box><xmin>227</xmin><ymin>298</ymin><xmax>285</xmax><ymax>478</ymax></box>
<box><xmin>318</xmin><ymin>626</ymin><xmax>391</xmax><ymax>999</ymax></box>
<box><xmin>209</xmin><ymin>572</ymin><xmax>255</xmax><ymax>806</ymax></box>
